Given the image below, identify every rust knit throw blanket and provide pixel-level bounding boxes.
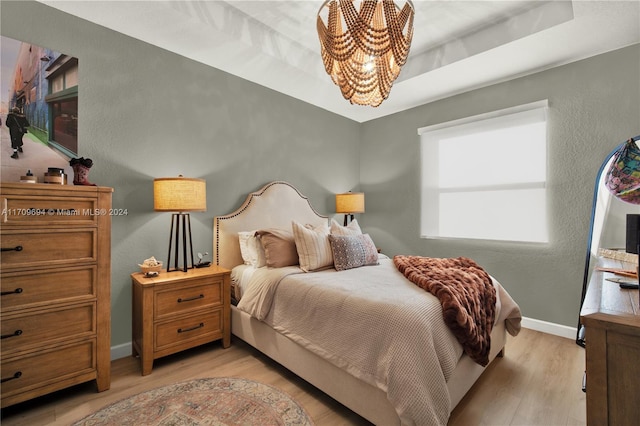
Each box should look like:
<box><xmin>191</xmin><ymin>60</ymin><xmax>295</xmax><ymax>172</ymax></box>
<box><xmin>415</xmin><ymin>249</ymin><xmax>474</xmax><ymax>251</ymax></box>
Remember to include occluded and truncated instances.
<box><xmin>393</xmin><ymin>255</ymin><xmax>496</xmax><ymax>366</ymax></box>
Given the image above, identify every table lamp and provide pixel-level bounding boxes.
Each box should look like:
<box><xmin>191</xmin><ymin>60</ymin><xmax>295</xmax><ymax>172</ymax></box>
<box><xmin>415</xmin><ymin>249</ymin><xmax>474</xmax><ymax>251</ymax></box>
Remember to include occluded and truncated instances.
<box><xmin>336</xmin><ymin>192</ymin><xmax>365</xmax><ymax>226</ymax></box>
<box><xmin>154</xmin><ymin>175</ymin><xmax>206</xmax><ymax>272</ymax></box>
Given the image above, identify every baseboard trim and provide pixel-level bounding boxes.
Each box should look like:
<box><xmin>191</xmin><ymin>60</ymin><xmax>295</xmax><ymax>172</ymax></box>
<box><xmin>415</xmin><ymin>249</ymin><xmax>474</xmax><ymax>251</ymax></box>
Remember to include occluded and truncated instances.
<box><xmin>111</xmin><ymin>342</ymin><xmax>132</xmax><ymax>361</ymax></box>
<box><xmin>521</xmin><ymin>316</ymin><xmax>577</xmax><ymax>340</ymax></box>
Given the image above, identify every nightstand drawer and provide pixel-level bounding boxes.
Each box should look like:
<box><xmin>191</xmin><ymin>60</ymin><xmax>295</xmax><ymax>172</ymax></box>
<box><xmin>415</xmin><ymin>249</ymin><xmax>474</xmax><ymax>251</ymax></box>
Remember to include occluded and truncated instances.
<box><xmin>1</xmin><ymin>266</ymin><xmax>96</xmax><ymax>312</ymax></box>
<box><xmin>155</xmin><ymin>309</ymin><xmax>223</xmax><ymax>351</ymax></box>
<box><xmin>155</xmin><ymin>278</ymin><xmax>223</xmax><ymax>318</ymax></box>
<box><xmin>1</xmin><ymin>303</ymin><xmax>95</xmax><ymax>354</ymax></box>
<box><xmin>1</xmin><ymin>340</ymin><xmax>95</xmax><ymax>398</ymax></box>
<box><xmin>0</xmin><ymin>229</ymin><xmax>96</xmax><ymax>270</ymax></box>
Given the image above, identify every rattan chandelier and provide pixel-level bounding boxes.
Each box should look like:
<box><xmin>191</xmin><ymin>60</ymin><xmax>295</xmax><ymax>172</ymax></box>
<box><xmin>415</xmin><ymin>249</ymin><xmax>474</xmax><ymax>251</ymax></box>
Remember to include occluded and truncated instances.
<box><xmin>317</xmin><ymin>0</ymin><xmax>414</xmax><ymax>107</ymax></box>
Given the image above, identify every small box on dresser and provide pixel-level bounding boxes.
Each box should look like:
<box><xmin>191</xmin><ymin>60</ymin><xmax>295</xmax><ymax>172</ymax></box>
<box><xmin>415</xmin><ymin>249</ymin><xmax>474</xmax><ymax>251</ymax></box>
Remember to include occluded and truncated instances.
<box><xmin>0</xmin><ymin>183</ymin><xmax>112</xmax><ymax>408</ymax></box>
<box><xmin>131</xmin><ymin>266</ymin><xmax>231</xmax><ymax>375</ymax></box>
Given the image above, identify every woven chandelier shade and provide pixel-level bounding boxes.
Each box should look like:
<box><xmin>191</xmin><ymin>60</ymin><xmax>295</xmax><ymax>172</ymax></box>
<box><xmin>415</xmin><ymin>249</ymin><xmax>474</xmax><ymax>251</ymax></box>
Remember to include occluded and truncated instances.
<box><xmin>317</xmin><ymin>0</ymin><xmax>414</xmax><ymax>107</ymax></box>
<box><xmin>154</xmin><ymin>176</ymin><xmax>206</xmax><ymax>212</ymax></box>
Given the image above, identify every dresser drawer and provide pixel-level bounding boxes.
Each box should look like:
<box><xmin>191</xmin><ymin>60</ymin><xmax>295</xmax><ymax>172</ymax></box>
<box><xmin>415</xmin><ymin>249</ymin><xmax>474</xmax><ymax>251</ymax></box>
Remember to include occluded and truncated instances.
<box><xmin>0</xmin><ymin>229</ymin><xmax>96</xmax><ymax>270</ymax></box>
<box><xmin>1</xmin><ymin>303</ymin><xmax>95</xmax><ymax>354</ymax></box>
<box><xmin>1</xmin><ymin>266</ymin><xmax>96</xmax><ymax>312</ymax></box>
<box><xmin>155</xmin><ymin>309</ymin><xmax>223</xmax><ymax>351</ymax></box>
<box><xmin>1</xmin><ymin>193</ymin><xmax>98</xmax><ymax>226</ymax></box>
<box><xmin>155</xmin><ymin>278</ymin><xmax>223</xmax><ymax>318</ymax></box>
<box><xmin>1</xmin><ymin>340</ymin><xmax>95</xmax><ymax>398</ymax></box>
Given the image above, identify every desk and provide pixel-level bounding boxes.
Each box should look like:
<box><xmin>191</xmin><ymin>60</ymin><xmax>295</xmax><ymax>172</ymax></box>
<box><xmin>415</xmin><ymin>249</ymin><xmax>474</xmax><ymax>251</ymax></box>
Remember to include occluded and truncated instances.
<box><xmin>580</xmin><ymin>257</ymin><xmax>639</xmax><ymax>425</ymax></box>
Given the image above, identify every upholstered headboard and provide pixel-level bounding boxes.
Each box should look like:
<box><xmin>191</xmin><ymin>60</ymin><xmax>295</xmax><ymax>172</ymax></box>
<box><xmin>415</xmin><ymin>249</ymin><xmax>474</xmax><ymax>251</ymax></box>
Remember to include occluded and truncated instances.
<box><xmin>213</xmin><ymin>181</ymin><xmax>329</xmax><ymax>270</ymax></box>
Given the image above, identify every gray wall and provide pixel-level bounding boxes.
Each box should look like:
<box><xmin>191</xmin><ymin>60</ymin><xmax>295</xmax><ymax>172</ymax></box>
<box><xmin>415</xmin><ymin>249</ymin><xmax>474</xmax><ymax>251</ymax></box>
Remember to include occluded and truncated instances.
<box><xmin>360</xmin><ymin>44</ymin><xmax>640</xmax><ymax>328</ymax></box>
<box><xmin>1</xmin><ymin>1</ymin><xmax>361</xmax><ymax>348</ymax></box>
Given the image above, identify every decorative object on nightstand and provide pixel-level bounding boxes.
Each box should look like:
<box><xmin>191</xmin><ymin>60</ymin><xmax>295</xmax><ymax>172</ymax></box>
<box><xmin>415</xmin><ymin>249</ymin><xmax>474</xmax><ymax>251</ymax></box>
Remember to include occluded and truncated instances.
<box><xmin>0</xmin><ymin>183</ymin><xmax>112</xmax><ymax>408</ymax></box>
<box><xmin>336</xmin><ymin>191</ymin><xmax>365</xmax><ymax>226</ymax></box>
<box><xmin>138</xmin><ymin>256</ymin><xmax>163</xmax><ymax>277</ymax></box>
<box><xmin>131</xmin><ymin>266</ymin><xmax>231</xmax><ymax>375</ymax></box>
<box><xmin>154</xmin><ymin>175</ymin><xmax>206</xmax><ymax>272</ymax></box>
<box><xmin>195</xmin><ymin>252</ymin><xmax>211</xmax><ymax>268</ymax></box>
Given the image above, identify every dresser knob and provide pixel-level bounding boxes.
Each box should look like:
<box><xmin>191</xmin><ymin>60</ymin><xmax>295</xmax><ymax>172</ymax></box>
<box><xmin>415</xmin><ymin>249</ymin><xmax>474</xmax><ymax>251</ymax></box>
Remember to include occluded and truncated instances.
<box><xmin>1</xmin><ymin>245</ymin><xmax>23</xmax><ymax>252</ymax></box>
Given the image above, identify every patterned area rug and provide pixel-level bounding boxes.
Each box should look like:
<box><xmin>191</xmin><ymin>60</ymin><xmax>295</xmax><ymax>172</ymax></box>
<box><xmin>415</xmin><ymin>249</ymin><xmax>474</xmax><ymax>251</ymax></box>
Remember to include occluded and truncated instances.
<box><xmin>73</xmin><ymin>377</ymin><xmax>314</xmax><ymax>425</ymax></box>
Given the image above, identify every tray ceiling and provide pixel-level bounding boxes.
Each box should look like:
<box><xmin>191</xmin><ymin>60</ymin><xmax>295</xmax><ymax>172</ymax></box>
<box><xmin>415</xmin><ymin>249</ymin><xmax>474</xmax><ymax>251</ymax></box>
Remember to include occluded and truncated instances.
<box><xmin>39</xmin><ymin>1</ymin><xmax>640</xmax><ymax>122</ymax></box>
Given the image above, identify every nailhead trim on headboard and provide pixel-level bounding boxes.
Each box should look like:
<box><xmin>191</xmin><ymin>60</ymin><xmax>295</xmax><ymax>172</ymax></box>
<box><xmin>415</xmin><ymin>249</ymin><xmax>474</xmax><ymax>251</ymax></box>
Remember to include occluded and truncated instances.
<box><xmin>214</xmin><ymin>181</ymin><xmax>327</xmax><ymax>266</ymax></box>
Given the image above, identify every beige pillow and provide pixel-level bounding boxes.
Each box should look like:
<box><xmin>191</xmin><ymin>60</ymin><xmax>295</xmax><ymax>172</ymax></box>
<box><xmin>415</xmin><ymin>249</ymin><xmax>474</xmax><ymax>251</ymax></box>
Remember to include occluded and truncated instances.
<box><xmin>330</xmin><ymin>218</ymin><xmax>362</xmax><ymax>236</ymax></box>
<box><xmin>292</xmin><ymin>221</ymin><xmax>333</xmax><ymax>272</ymax></box>
<box><xmin>256</xmin><ymin>228</ymin><xmax>298</xmax><ymax>268</ymax></box>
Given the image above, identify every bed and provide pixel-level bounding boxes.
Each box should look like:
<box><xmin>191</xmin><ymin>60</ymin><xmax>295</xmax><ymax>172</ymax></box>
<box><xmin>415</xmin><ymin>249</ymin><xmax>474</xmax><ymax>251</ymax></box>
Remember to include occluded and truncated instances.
<box><xmin>213</xmin><ymin>181</ymin><xmax>522</xmax><ymax>425</ymax></box>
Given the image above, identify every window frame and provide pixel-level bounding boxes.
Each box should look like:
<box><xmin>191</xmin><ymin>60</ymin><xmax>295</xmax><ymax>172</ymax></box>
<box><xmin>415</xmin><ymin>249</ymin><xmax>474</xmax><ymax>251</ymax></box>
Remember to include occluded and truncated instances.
<box><xmin>417</xmin><ymin>100</ymin><xmax>549</xmax><ymax>243</ymax></box>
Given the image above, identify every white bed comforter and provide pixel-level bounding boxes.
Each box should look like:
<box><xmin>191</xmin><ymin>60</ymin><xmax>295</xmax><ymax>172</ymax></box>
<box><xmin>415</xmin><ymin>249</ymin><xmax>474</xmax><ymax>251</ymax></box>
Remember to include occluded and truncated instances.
<box><xmin>237</xmin><ymin>257</ymin><xmax>521</xmax><ymax>425</ymax></box>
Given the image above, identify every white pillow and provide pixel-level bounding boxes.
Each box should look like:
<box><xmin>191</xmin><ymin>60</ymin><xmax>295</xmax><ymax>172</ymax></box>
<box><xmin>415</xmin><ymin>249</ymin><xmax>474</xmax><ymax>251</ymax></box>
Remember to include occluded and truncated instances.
<box><xmin>238</xmin><ymin>231</ymin><xmax>266</xmax><ymax>268</ymax></box>
<box><xmin>292</xmin><ymin>221</ymin><xmax>333</xmax><ymax>272</ymax></box>
<box><xmin>330</xmin><ymin>218</ymin><xmax>362</xmax><ymax>236</ymax></box>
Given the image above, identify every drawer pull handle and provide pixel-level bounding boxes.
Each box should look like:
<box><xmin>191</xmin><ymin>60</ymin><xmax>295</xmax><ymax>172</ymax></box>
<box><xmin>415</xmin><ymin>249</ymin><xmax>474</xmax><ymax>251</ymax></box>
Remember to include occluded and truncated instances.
<box><xmin>1</xmin><ymin>329</ymin><xmax>23</xmax><ymax>339</ymax></box>
<box><xmin>1</xmin><ymin>245</ymin><xmax>23</xmax><ymax>252</ymax></box>
<box><xmin>1</xmin><ymin>288</ymin><xmax>23</xmax><ymax>296</ymax></box>
<box><xmin>177</xmin><ymin>294</ymin><xmax>204</xmax><ymax>303</ymax></box>
<box><xmin>1</xmin><ymin>371</ymin><xmax>22</xmax><ymax>383</ymax></box>
<box><xmin>178</xmin><ymin>323</ymin><xmax>204</xmax><ymax>333</ymax></box>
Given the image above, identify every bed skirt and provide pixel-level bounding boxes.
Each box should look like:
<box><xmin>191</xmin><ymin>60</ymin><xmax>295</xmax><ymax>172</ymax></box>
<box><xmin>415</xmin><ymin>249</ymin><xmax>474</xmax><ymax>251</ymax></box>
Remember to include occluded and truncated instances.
<box><xmin>231</xmin><ymin>305</ymin><xmax>507</xmax><ymax>425</ymax></box>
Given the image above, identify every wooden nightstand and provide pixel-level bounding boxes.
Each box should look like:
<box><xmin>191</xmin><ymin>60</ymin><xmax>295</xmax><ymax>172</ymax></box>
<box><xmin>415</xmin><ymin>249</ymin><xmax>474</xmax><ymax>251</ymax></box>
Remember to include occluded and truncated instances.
<box><xmin>131</xmin><ymin>266</ymin><xmax>231</xmax><ymax>375</ymax></box>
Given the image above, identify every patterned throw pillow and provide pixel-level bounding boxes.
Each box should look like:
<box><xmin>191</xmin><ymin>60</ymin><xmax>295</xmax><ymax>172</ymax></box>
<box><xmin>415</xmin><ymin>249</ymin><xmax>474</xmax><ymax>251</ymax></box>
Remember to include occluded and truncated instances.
<box><xmin>329</xmin><ymin>234</ymin><xmax>379</xmax><ymax>271</ymax></box>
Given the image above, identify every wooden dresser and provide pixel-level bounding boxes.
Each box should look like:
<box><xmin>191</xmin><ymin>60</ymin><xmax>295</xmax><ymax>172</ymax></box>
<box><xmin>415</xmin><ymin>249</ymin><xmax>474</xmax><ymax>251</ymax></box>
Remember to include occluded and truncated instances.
<box><xmin>0</xmin><ymin>183</ymin><xmax>112</xmax><ymax>408</ymax></box>
<box><xmin>580</xmin><ymin>256</ymin><xmax>640</xmax><ymax>425</ymax></box>
<box><xmin>131</xmin><ymin>266</ymin><xmax>231</xmax><ymax>375</ymax></box>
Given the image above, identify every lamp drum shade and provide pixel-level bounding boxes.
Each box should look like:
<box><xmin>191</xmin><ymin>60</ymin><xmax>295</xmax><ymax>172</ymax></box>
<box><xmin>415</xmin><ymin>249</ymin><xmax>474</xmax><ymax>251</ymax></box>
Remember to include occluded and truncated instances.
<box><xmin>336</xmin><ymin>192</ymin><xmax>365</xmax><ymax>214</ymax></box>
<box><xmin>154</xmin><ymin>177</ymin><xmax>206</xmax><ymax>212</ymax></box>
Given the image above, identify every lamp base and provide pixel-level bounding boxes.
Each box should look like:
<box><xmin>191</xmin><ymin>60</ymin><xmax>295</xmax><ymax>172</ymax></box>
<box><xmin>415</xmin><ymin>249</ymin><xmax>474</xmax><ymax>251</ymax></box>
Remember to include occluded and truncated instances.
<box><xmin>343</xmin><ymin>214</ymin><xmax>355</xmax><ymax>226</ymax></box>
<box><xmin>166</xmin><ymin>213</ymin><xmax>195</xmax><ymax>272</ymax></box>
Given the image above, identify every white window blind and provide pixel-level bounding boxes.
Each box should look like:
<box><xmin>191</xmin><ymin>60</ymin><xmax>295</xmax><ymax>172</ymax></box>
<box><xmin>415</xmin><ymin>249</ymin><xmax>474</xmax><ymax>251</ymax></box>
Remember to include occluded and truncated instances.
<box><xmin>418</xmin><ymin>100</ymin><xmax>549</xmax><ymax>243</ymax></box>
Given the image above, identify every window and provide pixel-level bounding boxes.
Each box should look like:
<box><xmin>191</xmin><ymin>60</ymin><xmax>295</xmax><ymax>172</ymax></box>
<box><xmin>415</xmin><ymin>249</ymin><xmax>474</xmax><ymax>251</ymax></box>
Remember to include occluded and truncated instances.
<box><xmin>418</xmin><ymin>100</ymin><xmax>549</xmax><ymax>243</ymax></box>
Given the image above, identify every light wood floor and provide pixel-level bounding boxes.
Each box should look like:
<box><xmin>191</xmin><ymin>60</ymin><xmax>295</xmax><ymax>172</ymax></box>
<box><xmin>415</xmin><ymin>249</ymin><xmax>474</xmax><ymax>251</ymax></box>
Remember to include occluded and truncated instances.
<box><xmin>1</xmin><ymin>328</ymin><xmax>585</xmax><ymax>425</ymax></box>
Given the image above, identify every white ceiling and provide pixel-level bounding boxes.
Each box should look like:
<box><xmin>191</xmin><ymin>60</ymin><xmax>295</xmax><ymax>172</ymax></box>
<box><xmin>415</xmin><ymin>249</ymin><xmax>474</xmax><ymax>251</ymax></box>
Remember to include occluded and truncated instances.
<box><xmin>39</xmin><ymin>1</ymin><xmax>640</xmax><ymax>123</ymax></box>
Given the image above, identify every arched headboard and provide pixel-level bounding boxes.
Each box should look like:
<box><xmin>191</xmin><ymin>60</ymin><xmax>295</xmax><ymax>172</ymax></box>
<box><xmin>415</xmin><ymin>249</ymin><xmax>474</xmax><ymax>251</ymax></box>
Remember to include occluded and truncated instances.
<box><xmin>213</xmin><ymin>181</ymin><xmax>329</xmax><ymax>270</ymax></box>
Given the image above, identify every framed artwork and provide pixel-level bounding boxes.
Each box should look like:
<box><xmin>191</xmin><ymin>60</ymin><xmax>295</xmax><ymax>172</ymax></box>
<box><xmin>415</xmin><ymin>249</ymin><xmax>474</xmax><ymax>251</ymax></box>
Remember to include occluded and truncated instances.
<box><xmin>1</xmin><ymin>36</ymin><xmax>79</xmax><ymax>183</ymax></box>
